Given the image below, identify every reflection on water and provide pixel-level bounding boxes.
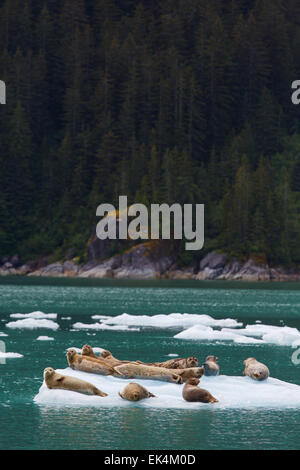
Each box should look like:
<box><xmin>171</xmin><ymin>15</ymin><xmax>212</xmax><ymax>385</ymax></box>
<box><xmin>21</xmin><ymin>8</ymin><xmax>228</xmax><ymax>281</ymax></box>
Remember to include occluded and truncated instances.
<box><xmin>30</xmin><ymin>405</ymin><xmax>300</xmax><ymax>450</ymax></box>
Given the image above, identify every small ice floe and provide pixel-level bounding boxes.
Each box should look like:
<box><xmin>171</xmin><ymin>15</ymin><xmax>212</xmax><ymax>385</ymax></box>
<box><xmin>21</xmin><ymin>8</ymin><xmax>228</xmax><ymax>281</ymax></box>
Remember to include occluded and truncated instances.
<box><xmin>98</xmin><ymin>313</ymin><xmax>242</xmax><ymax>329</ymax></box>
<box><xmin>91</xmin><ymin>315</ymin><xmax>111</xmax><ymax>320</ymax></box>
<box><xmin>72</xmin><ymin>322</ymin><xmax>140</xmax><ymax>332</ymax></box>
<box><xmin>36</xmin><ymin>336</ymin><xmax>54</xmax><ymax>341</ymax></box>
<box><xmin>167</xmin><ymin>354</ymin><xmax>179</xmax><ymax>357</ymax></box>
<box><xmin>0</xmin><ymin>352</ymin><xmax>23</xmax><ymax>358</ymax></box>
<box><xmin>6</xmin><ymin>318</ymin><xmax>59</xmax><ymax>330</ymax></box>
<box><xmin>34</xmin><ymin>367</ymin><xmax>300</xmax><ymax>409</ymax></box>
<box><xmin>174</xmin><ymin>322</ymin><xmax>300</xmax><ymax>347</ymax></box>
<box><xmin>174</xmin><ymin>325</ymin><xmax>263</xmax><ymax>344</ymax></box>
<box><xmin>61</xmin><ymin>317</ymin><xmax>72</xmax><ymax>320</ymax></box>
<box><xmin>10</xmin><ymin>311</ymin><xmax>57</xmax><ymax>320</ymax></box>
<box><xmin>0</xmin><ymin>332</ymin><xmax>8</xmax><ymax>337</ymax></box>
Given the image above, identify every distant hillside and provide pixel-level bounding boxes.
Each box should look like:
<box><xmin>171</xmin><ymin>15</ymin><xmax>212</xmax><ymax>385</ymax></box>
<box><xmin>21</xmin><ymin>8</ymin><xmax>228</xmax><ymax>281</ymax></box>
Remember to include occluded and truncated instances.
<box><xmin>0</xmin><ymin>0</ymin><xmax>299</xmax><ymax>267</ymax></box>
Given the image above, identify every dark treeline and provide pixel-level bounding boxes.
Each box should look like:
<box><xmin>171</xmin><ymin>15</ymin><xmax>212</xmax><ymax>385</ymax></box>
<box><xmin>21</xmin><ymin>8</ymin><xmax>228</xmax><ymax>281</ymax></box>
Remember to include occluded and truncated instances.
<box><xmin>0</xmin><ymin>0</ymin><xmax>300</xmax><ymax>266</ymax></box>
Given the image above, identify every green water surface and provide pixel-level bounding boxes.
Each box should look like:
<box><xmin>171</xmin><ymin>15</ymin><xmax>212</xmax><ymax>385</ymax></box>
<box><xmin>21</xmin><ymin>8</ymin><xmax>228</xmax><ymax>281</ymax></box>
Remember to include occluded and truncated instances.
<box><xmin>0</xmin><ymin>278</ymin><xmax>299</xmax><ymax>450</ymax></box>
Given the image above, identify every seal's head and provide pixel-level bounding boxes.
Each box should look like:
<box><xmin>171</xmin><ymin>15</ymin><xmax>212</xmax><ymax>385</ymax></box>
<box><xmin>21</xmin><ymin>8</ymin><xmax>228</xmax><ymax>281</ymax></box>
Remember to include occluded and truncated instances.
<box><xmin>67</xmin><ymin>349</ymin><xmax>77</xmax><ymax>363</ymax></box>
<box><xmin>205</xmin><ymin>355</ymin><xmax>218</xmax><ymax>363</ymax></box>
<box><xmin>127</xmin><ymin>390</ymin><xmax>141</xmax><ymax>401</ymax></box>
<box><xmin>244</xmin><ymin>357</ymin><xmax>256</xmax><ymax>366</ymax></box>
<box><xmin>186</xmin><ymin>356</ymin><xmax>198</xmax><ymax>367</ymax></box>
<box><xmin>186</xmin><ymin>377</ymin><xmax>200</xmax><ymax>386</ymax></box>
<box><xmin>100</xmin><ymin>350</ymin><xmax>111</xmax><ymax>359</ymax></box>
<box><xmin>82</xmin><ymin>344</ymin><xmax>93</xmax><ymax>356</ymax></box>
<box><xmin>44</xmin><ymin>367</ymin><xmax>55</xmax><ymax>380</ymax></box>
<box><xmin>195</xmin><ymin>367</ymin><xmax>204</xmax><ymax>378</ymax></box>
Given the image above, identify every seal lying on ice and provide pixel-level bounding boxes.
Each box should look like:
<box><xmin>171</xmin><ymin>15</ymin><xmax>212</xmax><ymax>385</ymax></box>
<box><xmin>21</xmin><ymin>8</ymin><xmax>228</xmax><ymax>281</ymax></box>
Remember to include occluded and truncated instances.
<box><xmin>118</xmin><ymin>382</ymin><xmax>156</xmax><ymax>401</ymax></box>
<box><xmin>114</xmin><ymin>363</ymin><xmax>183</xmax><ymax>383</ymax></box>
<box><xmin>243</xmin><ymin>357</ymin><xmax>269</xmax><ymax>381</ymax></box>
<box><xmin>44</xmin><ymin>367</ymin><xmax>108</xmax><ymax>396</ymax></box>
<box><xmin>182</xmin><ymin>378</ymin><xmax>218</xmax><ymax>403</ymax></box>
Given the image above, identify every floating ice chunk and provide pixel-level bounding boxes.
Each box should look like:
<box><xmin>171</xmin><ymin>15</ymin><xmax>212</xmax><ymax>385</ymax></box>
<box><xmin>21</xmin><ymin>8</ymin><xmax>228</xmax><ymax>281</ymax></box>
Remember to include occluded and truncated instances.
<box><xmin>219</xmin><ymin>328</ymin><xmax>265</xmax><ymax>343</ymax></box>
<box><xmin>0</xmin><ymin>332</ymin><xmax>8</xmax><ymax>337</ymax></box>
<box><xmin>10</xmin><ymin>311</ymin><xmax>57</xmax><ymax>319</ymax></box>
<box><xmin>175</xmin><ymin>322</ymin><xmax>300</xmax><ymax>347</ymax></box>
<box><xmin>6</xmin><ymin>318</ymin><xmax>59</xmax><ymax>330</ymax></box>
<box><xmin>34</xmin><ymin>367</ymin><xmax>300</xmax><ymax>409</ymax></box>
<box><xmin>91</xmin><ymin>315</ymin><xmax>112</xmax><ymax>320</ymax></box>
<box><xmin>101</xmin><ymin>313</ymin><xmax>242</xmax><ymax>329</ymax></box>
<box><xmin>61</xmin><ymin>317</ymin><xmax>71</xmax><ymax>320</ymax></box>
<box><xmin>174</xmin><ymin>325</ymin><xmax>261</xmax><ymax>344</ymax></box>
<box><xmin>0</xmin><ymin>352</ymin><xmax>23</xmax><ymax>358</ymax></box>
<box><xmin>226</xmin><ymin>324</ymin><xmax>300</xmax><ymax>341</ymax></box>
<box><xmin>262</xmin><ymin>329</ymin><xmax>300</xmax><ymax>347</ymax></box>
<box><xmin>168</xmin><ymin>354</ymin><xmax>179</xmax><ymax>357</ymax></box>
<box><xmin>244</xmin><ymin>325</ymin><xmax>300</xmax><ymax>346</ymax></box>
<box><xmin>225</xmin><ymin>324</ymin><xmax>282</xmax><ymax>337</ymax></box>
<box><xmin>232</xmin><ymin>335</ymin><xmax>264</xmax><ymax>344</ymax></box>
<box><xmin>72</xmin><ymin>322</ymin><xmax>140</xmax><ymax>332</ymax></box>
<box><xmin>36</xmin><ymin>336</ymin><xmax>54</xmax><ymax>341</ymax></box>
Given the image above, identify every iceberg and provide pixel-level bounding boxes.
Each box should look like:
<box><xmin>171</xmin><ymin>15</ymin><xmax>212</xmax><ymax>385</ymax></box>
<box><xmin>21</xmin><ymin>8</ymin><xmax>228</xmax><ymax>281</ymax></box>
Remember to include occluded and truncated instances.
<box><xmin>174</xmin><ymin>325</ymin><xmax>263</xmax><ymax>344</ymax></box>
<box><xmin>99</xmin><ymin>313</ymin><xmax>242</xmax><ymax>329</ymax></box>
<box><xmin>174</xmin><ymin>322</ymin><xmax>300</xmax><ymax>346</ymax></box>
<box><xmin>34</xmin><ymin>367</ymin><xmax>300</xmax><ymax>409</ymax></box>
<box><xmin>36</xmin><ymin>336</ymin><xmax>54</xmax><ymax>341</ymax></box>
<box><xmin>10</xmin><ymin>311</ymin><xmax>57</xmax><ymax>319</ymax></box>
<box><xmin>72</xmin><ymin>322</ymin><xmax>140</xmax><ymax>332</ymax></box>
<box><xmin>0</xmin><ymin>352</ymin><xmax>23</xmax><ymax>358</ymax></box>
<box><xmin>6</xmin><ymin>318</ymin><xmax>59</xmax><ymax>330</ymax></box>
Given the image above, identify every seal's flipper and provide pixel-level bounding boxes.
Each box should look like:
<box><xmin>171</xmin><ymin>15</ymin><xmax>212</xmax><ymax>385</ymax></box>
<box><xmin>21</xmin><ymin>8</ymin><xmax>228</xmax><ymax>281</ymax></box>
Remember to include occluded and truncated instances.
<box><xmin>172</xmin><ymin>373</ymin><xmax>183</xmax><ymax>384</ymax></box>
<box><xmin>210</xmin><ymin>397</ymin><xmax>218</xmax><ymax>403</ymax></box>
<box><xmin>114</xmin><ymin>368</ymin><xmax>125</xmax><ymax>377</ymax></box>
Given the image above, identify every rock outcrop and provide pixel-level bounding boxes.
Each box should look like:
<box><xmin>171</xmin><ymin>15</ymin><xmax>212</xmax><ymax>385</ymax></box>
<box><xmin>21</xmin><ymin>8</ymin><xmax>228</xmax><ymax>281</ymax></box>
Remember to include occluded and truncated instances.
<box><xmin>1</xmin><ymin>247</ymin><xmax>300</xmax><ymax>281</ymax></box>
<box><xmin>80</xmin><ymin>242</ymin><xmax>176</xmax><ymax>279</ymax></box>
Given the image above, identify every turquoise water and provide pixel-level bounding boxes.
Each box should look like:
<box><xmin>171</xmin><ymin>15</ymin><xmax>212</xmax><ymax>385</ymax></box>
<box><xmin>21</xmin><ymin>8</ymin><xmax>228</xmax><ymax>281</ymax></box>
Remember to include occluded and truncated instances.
<box><xmin>0</xmin><ymin>278</ymin><xmax>300</xmax><ymax>450</ymax></box>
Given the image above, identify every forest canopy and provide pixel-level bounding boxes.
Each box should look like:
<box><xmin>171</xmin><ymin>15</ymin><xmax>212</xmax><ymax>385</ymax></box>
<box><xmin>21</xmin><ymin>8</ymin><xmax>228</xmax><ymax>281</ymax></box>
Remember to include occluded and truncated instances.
<box><xmin>0</xmin><ymin>0</ymin><xmax>299</xmax><ymax>266</ymax></box>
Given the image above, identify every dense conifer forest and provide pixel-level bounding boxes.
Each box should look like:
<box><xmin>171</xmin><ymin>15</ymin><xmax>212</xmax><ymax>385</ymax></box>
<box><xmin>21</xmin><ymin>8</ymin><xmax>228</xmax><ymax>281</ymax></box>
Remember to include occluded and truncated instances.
<box><xmin>0</xmin><ymin>0</ymin><xmax>300</xmax><ymax>267</ymax></box>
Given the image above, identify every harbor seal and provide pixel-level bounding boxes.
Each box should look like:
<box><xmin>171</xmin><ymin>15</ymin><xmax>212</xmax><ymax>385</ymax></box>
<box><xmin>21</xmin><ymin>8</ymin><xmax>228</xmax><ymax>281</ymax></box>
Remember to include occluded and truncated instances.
<box><xmin>175</xmin><ymin>366</ymin><xmax>204</xmax><ymax>381</ymax></box>
<box><xmin>114</xmin><ymin>363</ymin><xmax>183</xmax><ymax>384</ymax></box>
<box><xmin>44</xmin><ymin>367</ymin><xmax>107</xmax><ymax>396</ymax></box>
<box><xmin>202</xmin><ymin>356</ymin><xmax>220</xmax><ymax>376</ymax></box>
<box><xmin>81</xmin><ymin>345</ymin><xmax>119</xmax><ymax>366</ymax></box>
<box><xmin>182</xmin><ymin>378</ymin><xmax>218</xmax><ymax>403</ymax></box>
<box><xmin>67</xmin><ymin>349</ymin><xmax>118</xmax><ymax>376</ymax></box>
<box><xmin>100</xmin><ymin>349</ymin><xmax>134</xmax><ymax>367</ymax></box>
<box><xmin>81</xmin><ymin>344</ymin><xmax>101</xmax><ymax>359</ymax></box>
<box><xmin>243</xmin><ymin>357</ymin><xmax>269</xmax><ymax>381</ymax></box>
<box><xmin>152</xmin><ymin>356</ymin><xmax>199</xmax><ymax>369</ymax></box>
<box><xmin>118</xmin><ymin>382</ymin><xmax>156</xmax><ymax>402</ymax></box>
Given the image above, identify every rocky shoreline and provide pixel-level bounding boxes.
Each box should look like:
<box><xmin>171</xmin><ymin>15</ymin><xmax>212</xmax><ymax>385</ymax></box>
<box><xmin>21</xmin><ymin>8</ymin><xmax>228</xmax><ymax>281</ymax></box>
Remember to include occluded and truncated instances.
<box><xmin>1</xmin><ymin>243</ymin><xmax>300</xmax><ymax>282</ymax></box>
